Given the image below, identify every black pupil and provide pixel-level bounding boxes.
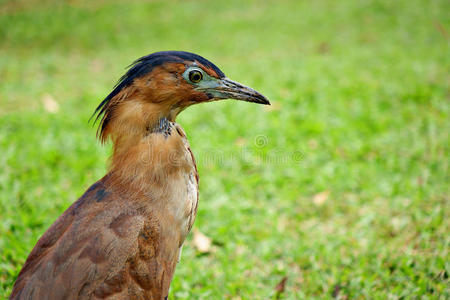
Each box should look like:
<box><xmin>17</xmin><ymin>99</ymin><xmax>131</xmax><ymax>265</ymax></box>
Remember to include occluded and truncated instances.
<box><xmin>190</xmin><ymin>71</ymin><xmax>202</xmax><ymax>82</ymax></box>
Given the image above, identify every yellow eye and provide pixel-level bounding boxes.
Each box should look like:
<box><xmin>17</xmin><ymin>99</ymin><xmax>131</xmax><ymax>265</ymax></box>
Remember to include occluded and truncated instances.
<box><xmin>188</xmin><ymin>70</ymin><xmax>203</xmax><ymax>83</ymax></box>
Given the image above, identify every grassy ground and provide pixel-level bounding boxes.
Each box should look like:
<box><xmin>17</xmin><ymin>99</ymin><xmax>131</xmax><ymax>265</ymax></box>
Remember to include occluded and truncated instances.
<box><xmin>0</xmin><ymin>0</ymin><xmax>449</xmax><ymax>298</ymax></box>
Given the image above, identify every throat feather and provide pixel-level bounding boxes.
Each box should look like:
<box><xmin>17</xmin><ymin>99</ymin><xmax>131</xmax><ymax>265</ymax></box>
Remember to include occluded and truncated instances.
<box><xmin>151</xmin><ymin>117</ymin><xmax>172</xmax><ymax>137</ymax></box>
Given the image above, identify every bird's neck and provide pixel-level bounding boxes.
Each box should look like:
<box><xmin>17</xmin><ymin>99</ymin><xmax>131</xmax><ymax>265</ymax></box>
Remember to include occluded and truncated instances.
<box><xmin>104</xmin><ymin>100</ymin><xmax>187</xmax><ymax>195</ymax></box>
<box><xmin>105</xmin><ymin>100</ymin><xmax>180</xmax><ymax>154</ymax></box>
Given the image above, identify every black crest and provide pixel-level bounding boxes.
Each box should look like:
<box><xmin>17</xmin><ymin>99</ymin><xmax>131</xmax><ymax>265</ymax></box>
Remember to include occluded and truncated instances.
<box><xmin>91</xmin><ymin>51</ymin><xmax>225</xmax><ymax>139</ymax></box>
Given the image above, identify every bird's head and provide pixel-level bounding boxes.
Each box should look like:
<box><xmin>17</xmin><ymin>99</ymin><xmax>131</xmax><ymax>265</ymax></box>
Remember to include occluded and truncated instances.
<box><xmin>94</xmin><ymin>51</ymin><xmax>269</xmax><ymax>143</ymax></box>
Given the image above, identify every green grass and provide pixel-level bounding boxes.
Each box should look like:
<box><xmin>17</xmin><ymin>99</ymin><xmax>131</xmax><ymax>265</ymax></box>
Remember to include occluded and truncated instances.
<box><xmin>0</xmin><ymin>0</ymin><xmax>449</xmax><ymax>298</ymax></box>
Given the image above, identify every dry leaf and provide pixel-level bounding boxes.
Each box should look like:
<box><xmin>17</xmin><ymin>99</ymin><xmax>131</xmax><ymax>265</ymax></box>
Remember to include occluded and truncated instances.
<box><xmin>307</xmin><ymin>139</ymin><xmax>318</xmax><ymax>150</ymax></box>
<box><xmin>275</xmin><ymin>276</ymin><xmax>288</xmax><ymax>299</ymax></box>
<box><xmin>42</xmin><ymin>94</ymin><xmax>59</xmax><ymax>113</ymax></box>
<box><xmin>89</xmin><ymin>59</ymin><xmax>105</xmax><ymax>72</ymax></box>
<box><xmin>193</xmin><ymin>229</ymin><xmax>212</xmax><ymax>253</ymax></box>
<box><xmin>317</xmin><ymin>42</ymin><xmax>330</xmax><ymax>54</ymax></box>
<box><xmin>313</xmin><ymin>191</ymin><xmax>329</xmax><ymax>206</ymax></box>
<box><xmin>234</xmin><ymin>137</ymin><xmax>247</xmax><ymax>147</ymax></box>
<box><xmin>235</xmin><ymin>245</ymin><xmax>246</xmax><ymax>256</ymax></box>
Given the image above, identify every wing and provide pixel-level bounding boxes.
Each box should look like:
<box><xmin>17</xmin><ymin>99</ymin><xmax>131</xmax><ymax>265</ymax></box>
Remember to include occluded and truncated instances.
<box><xmin>10</xmin><ymin>179</ymin><xmax>173</xmax><ymax>300</ymax></box>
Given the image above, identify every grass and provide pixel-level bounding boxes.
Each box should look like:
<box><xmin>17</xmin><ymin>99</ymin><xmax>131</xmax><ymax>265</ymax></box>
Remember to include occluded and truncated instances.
<box><xmin>0</xmin><ymin>0</ymin><xmax>449</xmax><ymax>298</ymax></box>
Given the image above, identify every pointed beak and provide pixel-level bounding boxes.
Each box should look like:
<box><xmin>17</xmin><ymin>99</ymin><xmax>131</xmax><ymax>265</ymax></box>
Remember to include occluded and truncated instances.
<box><xmin>202</xmin><ymin>78</ymin><xmax>270</xmax><ymax>105</ymax></box>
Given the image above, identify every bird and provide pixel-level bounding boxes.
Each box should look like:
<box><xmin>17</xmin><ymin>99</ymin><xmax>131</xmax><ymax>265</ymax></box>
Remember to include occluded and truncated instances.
<box><xmin>10</xmin><ymin>51</ymin><xmax>269</xmax><ymax>300</ymax></box>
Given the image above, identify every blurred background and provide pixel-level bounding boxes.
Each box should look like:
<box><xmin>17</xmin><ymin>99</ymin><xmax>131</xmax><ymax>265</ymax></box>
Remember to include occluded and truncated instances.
<box><xmin>0</xmin><ymin>0</ymin><xmax>448</xmax><ymax>298</ymax></box>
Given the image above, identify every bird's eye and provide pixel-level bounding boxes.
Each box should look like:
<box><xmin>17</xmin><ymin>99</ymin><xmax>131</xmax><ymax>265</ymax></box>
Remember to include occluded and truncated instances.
<box><xmin>188</xmin><ymin>70</ymin><xmax>203</xmax><ymax>83</ymax></box>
